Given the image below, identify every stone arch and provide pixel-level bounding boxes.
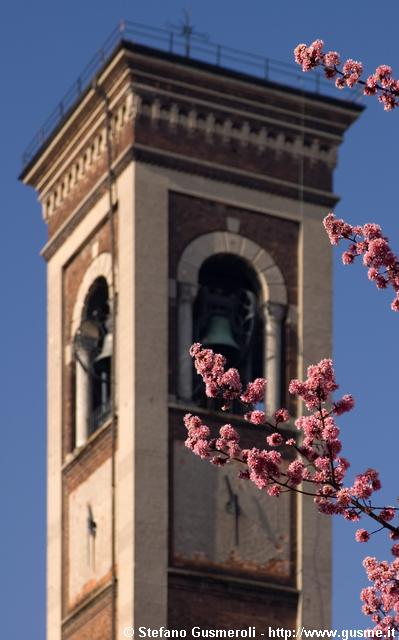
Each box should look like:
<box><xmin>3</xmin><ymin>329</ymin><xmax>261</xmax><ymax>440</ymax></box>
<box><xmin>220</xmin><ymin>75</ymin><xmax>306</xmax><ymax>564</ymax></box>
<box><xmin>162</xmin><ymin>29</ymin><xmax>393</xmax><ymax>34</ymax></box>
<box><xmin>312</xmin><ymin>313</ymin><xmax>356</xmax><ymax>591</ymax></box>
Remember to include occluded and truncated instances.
<box><xmin>71</xmin><ymin>252</ymin><xmax>114</xmax><ymax>339</ymax></box>
<box><xmin>177</xmin><ymin>230</ymin><xmax>287</xmax><ymax>305</ymax></box>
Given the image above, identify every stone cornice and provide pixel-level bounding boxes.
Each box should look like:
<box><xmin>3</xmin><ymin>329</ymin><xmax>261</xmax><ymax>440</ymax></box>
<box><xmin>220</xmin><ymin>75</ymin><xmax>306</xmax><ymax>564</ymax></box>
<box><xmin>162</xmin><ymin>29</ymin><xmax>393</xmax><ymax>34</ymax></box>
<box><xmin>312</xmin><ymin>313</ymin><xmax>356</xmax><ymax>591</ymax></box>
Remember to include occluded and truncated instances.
<box><xmin>31</xmin><ymin>84</ymin><xmax>339</xmax><ymax>226</ymax></box>
<box><xmin>41</xmin><ymin>86</ymin><xmax>138</xmax><ymax>222</ymax></box>
<box><xmin>22</xmin><ymin>43</ymin><xmax>360</xmax><ymax>231</ymax></box>
<box><xmin>135</xmin><ymin>89</ymin><xmax>339</xmax><ymax>163</ymax></box>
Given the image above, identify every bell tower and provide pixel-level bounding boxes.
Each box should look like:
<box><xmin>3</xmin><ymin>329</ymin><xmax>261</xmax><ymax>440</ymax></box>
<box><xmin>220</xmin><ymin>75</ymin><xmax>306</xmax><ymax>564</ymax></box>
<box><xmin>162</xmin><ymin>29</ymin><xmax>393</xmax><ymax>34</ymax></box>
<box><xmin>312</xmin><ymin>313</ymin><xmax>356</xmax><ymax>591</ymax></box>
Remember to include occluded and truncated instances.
<box><xmin>20</xmin><ymin>25</ymin><xmax>362</xmax><ymax>640</ymax></box>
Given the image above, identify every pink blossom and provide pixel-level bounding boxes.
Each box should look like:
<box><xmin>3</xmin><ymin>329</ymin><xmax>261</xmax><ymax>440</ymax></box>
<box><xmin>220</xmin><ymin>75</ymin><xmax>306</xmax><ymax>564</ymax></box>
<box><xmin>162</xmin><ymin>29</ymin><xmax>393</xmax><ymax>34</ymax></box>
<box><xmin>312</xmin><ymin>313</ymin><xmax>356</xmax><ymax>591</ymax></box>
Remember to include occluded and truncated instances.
<box><xmin>322</xmin><ymin>214</ymin><xmax>399</xmax><ymax>310</ymax></box>
<box><xmin>365</xmin><ymin>468</ymin><xmax>382</xmax><ymax>491</ymax></box>
<box><xmin>298</xmin><ymin>443</ymin><xmax>317</xmax><ymax>462</ymax></box>
<box><xmin>343</xmin><ymin>510</ymin><xmax>360</xmax><ymax>522</ymax></box>
<box><xmin>375</xmin><ymin>65</ymin><xmax>393</xmax><ymax>83</ymax></box>
<box><xmin>324</xmin><ymin>50</ymin><xmax>340</xmax><ymax>68</ymax></box>
<box><xmin>334</xmin><ymin>458</ymin><xmax>350</xmax><ymax>484</ymax></box>
<box><xmin>361</xmin><ymin>586</ymin><xmax>381</xmax><ymax>614</ymax></box>
<box><xmin>351</xmin><ymin>477</ymin><xmax>373</xmax><ymax>500</ymax></box>
<box><xmin>333</xmin><ymin>394</ymin><xmax>355</xmax><ymax>416</ymax></box>
<box><xmin>356</xmin><ymin>529</ymin><xmax>371</xmax><ymax>543</ymax></box>
<box><xmin>294</xmin><ymin>41</ymin><xmax>399</xmax><ymax>113</ymax></box>
<box><xmin>323</xmin><ymin>213</ymin><xmax>354</xmax><ymax>245</ymax></box>
<box><xmin>320</xmin><ymin>484</ymin><xmax>335</xmax><ymax>497</ymax></box>
<box><xmin>215</xmin><ymin>434</ymin><xmax>241</xmax><ymax>460</ymax></box>
<box><xmin>368</xmin><ymin>267</ymin><xmax>379</xmax><ymax>281</ymax></box>
<box><xmin>240</xmin><ymin>378</ymin><xmax>267</xmax><ymax>404</ymax></box>
<box><xmin>220</xmin><ymin>368</ymin><xmax>242</xmax><ymax>399</ymax></box>
<box><xmin>363</xmin><ymin>223</ymin><xmax>383</xmax><ymax>240</ymax></box>
<box><xmin>246</xmin><ymin>448</ymin><xmax>282</xmax><ymax>489</ymax></box>
<box><xmin>190</xmin><ymin>344</ymin><xmax>245</xmax><ymax>403</ymax></box>
<box><xmin>266</xmin><ymin>433</ymin><xmax>284</xmax><ymax>447</ymax></box>
<box><xmin>363</xmin><ymin>238</ymin><xmax>394</xmax><ymax>267</ymax></box>
<box><xmin>342</xmin><ymin>58</ymin><xmax>363</xmax><ymax>87</ymax></box>
<box><xmin>314</xmin><ymin>456</ymin><xmax>331</xmax><ymax>472</ymax></box>
<box><xmin>184</xmin><ymin>413</ymin><xmax>203</xmax><ymax>431</ymax></box>
<box><xmin>321</xmin><ymin>416</ymin><xmax>340</xmax><ymax>442</ymax></box>
<box><xmin>205</xmin><ymin>381</ymin><xmax>219</xmax><ymax>398</ymax></box>
<box><xmin>361</xmin><ymin>556</ymin><xmax>399</xmax><ymax>631</ymax></box>
<box><xmin>364</xmin><ymin>75</ymin><xmax>378</xmax><ymax>96</ymax></box>
<box><xmin>342</xmin><ymin>251</ymin><xmax>355</xmax><ymax>265</ymax></box>
<box><xmin>274</xmin><ymin>408</ymin><xmax>289</xmax><ymax>423</ymax></box>
<box><xmin>183</xmin><ymin>414</ymin><xmax>211</xmax><ymax>441</ymax></box>
<box><xmin>295</xmin><ymin>415</ymin><xmax>321</xmax><ymax>440</ymax></box>
<box><xmin>288</xmin><ymin>379</ymin><xmax>307</xmax><ymax>396</ymax></box>
<box><xmin>287</xmin><ymin>460</ymin><xmax>306</xmax><ymax>486</ymax></box>
<box><xmin>188</xmin><ymin>308</ymin><xmax>398</xmax><ymax>631</ymax></box>
<box><xmin>336</xmin><ymin>488</ymin><xmax>352</xmax><ymax>508</ymax></box>
<box><xmin>189</xmin><ymin>343</ymin><xmax>202</xmax><ymax>357</ymax></box>
<box><xmin>245</xmin><ymin>410</ymin><xmax>266</xmax><ymax>424</ymax></box>
<box><xmin>294</xmin><ymin>44</ymin><xmax>307</xmax><ymax>66</ymax></box>
<box><xmin>267</xmin><ymin>484</ymin><xmax>282</xmax><ymax>497</ymax></box>
<box><xmin>219</xmin><ymin>424</ymin><xmax>239</xmax><ymax>441</ymax></box>
<box><xmin>314</xmin><ymin>496</ymin><xmax>340</xmax><ymax>515</ymax></box>
<box><xmin>289</xmin><ymin>358</ymin><xmax>338</xmax><ymax>409</ymax></box>
<box><xmin>380</xmin><ymin>507</ymin><xmax>396</xmax><ymax>523</ymax></box>
<box><xmin>294</xmin><ymin>40</ymin><xmax>324</xmax><ymax>72</ymax></box>
<box><xmin>193</xmin><ymin>439</ymin><xmax>211</xmax><ymax>459</ymax></box>
<box><xmin>351</xmin><ymin>469</ymin><xmax>381</xmax><ymax>500</ymax></box>
<box><xmin>227</xmin><ymin>442</ymin><xmax>241</xmax><ymax>459</ymax></box>
<box><xmin>379</xmin><ymin>92</ymin><xmax>398</xmax><ymax>110</ymax></box>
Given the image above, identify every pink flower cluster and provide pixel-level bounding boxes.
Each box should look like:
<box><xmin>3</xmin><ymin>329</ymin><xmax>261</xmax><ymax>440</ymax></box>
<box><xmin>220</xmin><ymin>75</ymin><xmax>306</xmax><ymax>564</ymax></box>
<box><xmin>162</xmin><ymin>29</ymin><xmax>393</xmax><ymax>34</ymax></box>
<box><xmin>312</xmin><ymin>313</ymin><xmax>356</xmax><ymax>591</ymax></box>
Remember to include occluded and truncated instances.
<box><xmin>294</xmin><ymin>40</ymin><xmax>399</xmax><ymax>110</ymax></box>
<box><xmin>187</xmin><ymin>347</ymin><xmax>399</xmax><ymax>566</ymax></box>
<box><xmin>323</xmin><ymin>213</ymin><xmax>399</xmax><ymax>311</ymax></box>
<box><xmin>190</xmin><ymin>342</ymin><xmax>242</xmax><ymax>406</ymax></box>
<box><xmin>361</xmin><ymin>556</ymin><xmax>399</xmax><ymax>633</ymax></box>
<box><xmin>190</xmin><ymin>343</ymin><xmax>269</xmax><ymax>409</ymax></box>
<box><xmin>366</xmin><ymin>65</ymin><xmax>399</xmax><ymax>110</ymax></box>
<box><xmin>294</xmin><ymin>40</ymin><xmax>325</xmax><ymax>72</ymax></box>
<box><xmin>289</xmin><ymin>359</ymin><xmax>339</xmax><ymax>408</ymax></box>
<box><xmin>244</xmin><ymin>448</ymin><xmax>282</xmax><ymax>491</ymax></box>
<box><xmin>183</xmin><ymin>413</ymin><xmax>241</xmax><ymax>464</ymax></box>
<box><xmin>240</xmin><ymin>377</ymin><xmax>267</xmax><ymax>404</ymax></box>
<box><xmin>184</xmin><ymin>413</ymin><xmax>211</xmax><ymax>459</ymax></box>
<box><xmin>294</xmin><ymin>40</ymin><xmax>362</xmax><ymax>88</ymax></box>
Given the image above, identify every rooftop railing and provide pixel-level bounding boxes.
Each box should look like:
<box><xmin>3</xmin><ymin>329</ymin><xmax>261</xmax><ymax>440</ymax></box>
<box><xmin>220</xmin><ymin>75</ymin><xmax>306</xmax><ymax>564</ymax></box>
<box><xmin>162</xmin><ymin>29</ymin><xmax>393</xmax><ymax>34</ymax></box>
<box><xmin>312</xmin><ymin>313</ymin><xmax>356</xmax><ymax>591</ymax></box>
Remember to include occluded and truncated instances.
<box><xmin>21</xmin><ymin>20</ymin><xmax>361</xmax><ymax>170</ymax></box>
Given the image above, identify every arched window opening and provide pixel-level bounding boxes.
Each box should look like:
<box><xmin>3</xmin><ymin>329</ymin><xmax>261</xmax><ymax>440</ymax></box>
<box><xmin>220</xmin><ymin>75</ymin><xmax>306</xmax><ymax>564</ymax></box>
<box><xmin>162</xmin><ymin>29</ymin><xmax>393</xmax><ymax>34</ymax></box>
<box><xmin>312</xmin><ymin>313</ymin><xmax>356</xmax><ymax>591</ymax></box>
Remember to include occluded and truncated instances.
<box><xmin>192</xmin><ymin>254</ymin><xmax>263</xmax><ymax>412</ymax></box>
<box><xmin>74</xmin><ymin>276</ymin><xmax>112</xmax><ymax>446</ymax></box>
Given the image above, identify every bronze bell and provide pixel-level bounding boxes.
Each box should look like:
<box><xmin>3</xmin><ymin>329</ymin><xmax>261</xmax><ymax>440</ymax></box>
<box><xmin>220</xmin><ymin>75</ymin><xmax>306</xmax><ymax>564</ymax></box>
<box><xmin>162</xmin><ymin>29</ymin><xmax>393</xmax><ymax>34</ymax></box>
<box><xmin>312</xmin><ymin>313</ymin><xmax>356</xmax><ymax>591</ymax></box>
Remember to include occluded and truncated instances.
<box><xmin>201</xmin><ymin>314</ymin><xmax>240</xmax><ymax>355</ymax></box>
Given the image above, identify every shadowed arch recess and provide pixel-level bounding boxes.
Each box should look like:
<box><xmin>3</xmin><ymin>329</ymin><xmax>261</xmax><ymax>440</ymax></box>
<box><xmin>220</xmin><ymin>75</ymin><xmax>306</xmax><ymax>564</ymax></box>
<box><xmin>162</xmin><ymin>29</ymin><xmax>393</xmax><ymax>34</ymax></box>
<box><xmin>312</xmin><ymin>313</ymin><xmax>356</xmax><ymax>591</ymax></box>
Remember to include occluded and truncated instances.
<box><xmin>177</xmin><ymin>231</ymin><xmax>287</xmax><ymax>305</ymax></box>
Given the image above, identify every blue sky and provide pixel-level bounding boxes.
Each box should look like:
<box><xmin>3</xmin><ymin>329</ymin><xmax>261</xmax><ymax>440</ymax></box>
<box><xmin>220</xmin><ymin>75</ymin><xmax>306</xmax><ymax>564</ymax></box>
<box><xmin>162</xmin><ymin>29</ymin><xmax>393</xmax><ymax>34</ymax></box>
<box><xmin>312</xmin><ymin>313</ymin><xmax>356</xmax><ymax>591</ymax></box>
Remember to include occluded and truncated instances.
<box><xmin>2</xmin><ymin>0</ymin><xmax>399</xmax><ymax>636</ymax></box>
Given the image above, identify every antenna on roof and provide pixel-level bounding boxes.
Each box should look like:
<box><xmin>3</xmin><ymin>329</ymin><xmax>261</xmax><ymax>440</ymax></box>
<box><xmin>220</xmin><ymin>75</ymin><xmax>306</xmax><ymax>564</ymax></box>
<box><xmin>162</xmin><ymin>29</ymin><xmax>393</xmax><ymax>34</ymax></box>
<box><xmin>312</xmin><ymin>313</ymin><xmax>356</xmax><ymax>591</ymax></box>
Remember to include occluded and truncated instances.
<box><xmin>166</xmin><ymin>10</ymin><xmax>209</xmax><ymax>57</ymax></box>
